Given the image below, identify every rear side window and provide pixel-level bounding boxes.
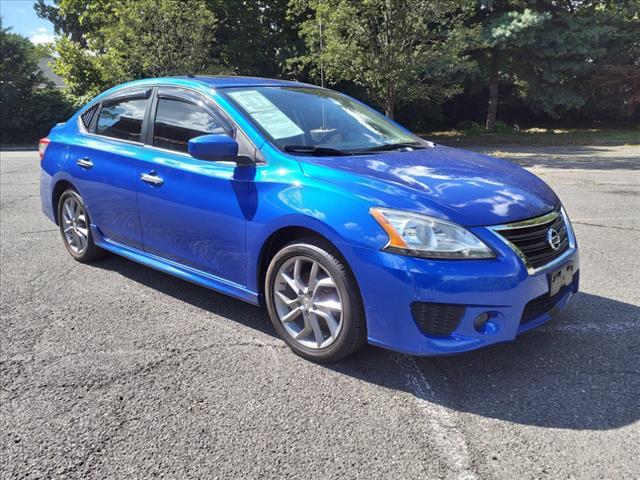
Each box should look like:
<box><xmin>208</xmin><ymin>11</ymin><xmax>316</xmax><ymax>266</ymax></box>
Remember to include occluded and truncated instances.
<box><xmin>95</xmin><ymin>98</ymin><xmax>147</xmax><ymax>142</ymax></box>
<box><xmin>80</xmin><ymin>104</ymin><xmax>99</xmax><ymax>130</ymax></box>
<box><xmin>153</xmin><ymin>98</ymin><xmax>225</xmax><ymax>153</ymax></box>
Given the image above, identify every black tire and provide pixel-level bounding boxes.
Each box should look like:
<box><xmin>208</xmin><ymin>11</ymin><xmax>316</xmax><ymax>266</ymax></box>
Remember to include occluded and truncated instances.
<box><xmin>265</xmin><ymin>237</ymin><xmax>366</xmax><ymax>362</ymax></box>
<box><xmin>57</xmin><ymin>189</ymin><xmax>106</xmax><ymax>262</ymax></box>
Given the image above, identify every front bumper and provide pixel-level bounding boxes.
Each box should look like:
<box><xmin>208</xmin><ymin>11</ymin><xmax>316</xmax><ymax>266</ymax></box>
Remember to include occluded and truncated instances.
<box><xmin>337</xmin><ymin>225</ymin><xmax>579</xmax><ymax>356</ymax></box>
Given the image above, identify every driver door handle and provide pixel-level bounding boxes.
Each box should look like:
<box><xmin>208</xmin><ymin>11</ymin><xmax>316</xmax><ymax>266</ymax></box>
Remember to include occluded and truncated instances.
<box><xmin>140</xmin><ymin>172</ymin><xmax>164</xmax><ymax>186</ymax></box>
<box><xmin>76</xmin><ymin>157</ymin><xmax>94</xmax><ymax>169</ymax></box>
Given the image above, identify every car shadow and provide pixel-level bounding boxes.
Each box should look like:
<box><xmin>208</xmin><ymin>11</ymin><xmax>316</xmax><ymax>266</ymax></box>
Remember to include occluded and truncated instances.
<box><xmin>334</xmin><ymin>291</ymin><xmax>640</xmax><ymax>431</ymax></box>
<box><xmin>94</xmin><ymin>254</ymin><xmax>275</xmax><ymax>337</ymax></box>
<box><xmin>93</xmin><ymin>255</ymin><xmax>639</xmax><ymax>431</ymax></box>
<box><xmin>468</xmin><ymin>145</ymin><xmax>640</xmax><ymax>171</ymax></box>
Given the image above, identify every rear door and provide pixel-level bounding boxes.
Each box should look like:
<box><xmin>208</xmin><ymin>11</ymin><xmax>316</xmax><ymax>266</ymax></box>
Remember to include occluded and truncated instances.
<box><xmin>71</xmin><ymin>88</ymin><xmax>151</xmax><ymax>249</ymax></box>
<box><xmin>136</xmin><ymin>87</ymin><xmax>254</xmax><ymax>285</ymax></box>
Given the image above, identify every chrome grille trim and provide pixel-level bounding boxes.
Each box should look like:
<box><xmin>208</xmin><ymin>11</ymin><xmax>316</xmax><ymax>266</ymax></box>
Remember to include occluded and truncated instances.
<box><xmin>487</xmin><ymin>207</ymin><xmax>577</xmax><ymax>275</ymax></box>
<box><xmin>496</xmin><ymin>209</ymin><xmax>560</xmax><ymax>230</ymax></box>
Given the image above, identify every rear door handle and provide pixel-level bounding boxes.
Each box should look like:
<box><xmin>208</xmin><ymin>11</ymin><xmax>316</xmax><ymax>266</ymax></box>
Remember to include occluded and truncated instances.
<box><xmin>140</xmin><ymin>172</ymin><xmax>164</xmax><ymax>186</ymax></box>
<box><xmin>76</xmin><ymin>157</ymin><xmax>94</xmax><ymax>169</ymax></box>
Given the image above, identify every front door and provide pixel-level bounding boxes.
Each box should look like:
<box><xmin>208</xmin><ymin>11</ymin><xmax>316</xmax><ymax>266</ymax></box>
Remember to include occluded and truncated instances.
<box><xmin>136</xmin><ymin>89</ymin><xmax>249</xmax><ymax>286</ymax></box>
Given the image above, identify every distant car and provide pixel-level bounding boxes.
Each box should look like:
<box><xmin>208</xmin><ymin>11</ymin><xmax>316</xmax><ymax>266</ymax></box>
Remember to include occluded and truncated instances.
<box><xmin>39</xmin><ymin>76</ymin><xmax>579</xmax><ymax>361</ymax></box>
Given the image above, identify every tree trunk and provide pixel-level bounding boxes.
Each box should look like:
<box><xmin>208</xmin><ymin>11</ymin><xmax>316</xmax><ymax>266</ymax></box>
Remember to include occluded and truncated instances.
<box><xmin>385</xmin><ymin>88</ymin><xmax>396</xmax><ymax>119</ymax></box>
<box><xmin>485</xmin><ymin>53</ymin><xmax>499</xmax><ymax>131</ymax></box>
<box><xmin>385</xmin><ymin>102</ymin><xmax>395</xmax><ymax>119</ymax></box>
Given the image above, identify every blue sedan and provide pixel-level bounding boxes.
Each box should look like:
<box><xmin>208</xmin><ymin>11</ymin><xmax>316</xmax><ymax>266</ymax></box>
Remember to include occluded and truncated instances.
<box><xmin>39</xmin><ymin>76</ymin><xmax>579</xmax><ymax>361</ymax></box>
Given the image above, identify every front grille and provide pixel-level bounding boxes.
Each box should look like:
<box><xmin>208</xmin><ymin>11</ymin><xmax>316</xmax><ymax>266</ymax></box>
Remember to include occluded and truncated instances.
<box><xmin>495</xmin><ymin>208</ymin><xmax>570</xmax><ymax>270</ymax></box>
<box><xmin>411</xmin><ymin>302</ymin><xmax>465</xmax><ymax>337</ymax></box>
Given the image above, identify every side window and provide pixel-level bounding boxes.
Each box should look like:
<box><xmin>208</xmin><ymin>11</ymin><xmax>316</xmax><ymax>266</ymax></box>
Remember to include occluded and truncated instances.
<box><xmin>153</xmin><ymin>98</ymin><xmax>225</xmax><ymax>153</ymax></box>
<box><xmin>80</xmin><ymin>104</ymin><xmax>100</xmax><ymax>130</ymax></box>
<box><xmin>95</xmin><ymin>97</ymin><xmax>147</xmax><ymax>141</ymax></box>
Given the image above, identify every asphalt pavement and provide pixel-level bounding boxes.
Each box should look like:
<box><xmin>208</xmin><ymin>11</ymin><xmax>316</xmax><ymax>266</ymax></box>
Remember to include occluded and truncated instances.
<box><xmin>1</xmin><ymin>145</ymin><xmax>639</xmax><ymax>479</ymax></box>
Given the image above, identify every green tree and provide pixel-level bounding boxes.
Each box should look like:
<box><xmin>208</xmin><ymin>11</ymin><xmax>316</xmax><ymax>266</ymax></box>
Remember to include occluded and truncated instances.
<box><xmin>1</xmin><ymin>25</ymin><xmax>43</xmax><ymax>142</ymax></box>
<box><xmin>38</xmin><ymin>0</ymin><xmax>217</xmax><ymax>106</ymax></box>
<box><xmin>34</xmin><ymin>0</ymin><xmax>98</xmax><ymax>47</ymax></box>
<box><xmin>467</xmin><ymin>1</ymin><xmax>608</xmax><ymax>129</ymax></box>
<box><xmin>208</xmin><ymin>0</ymin><xmax>304</xmax><ymax>78</ymax></box>
<box><xmin>0</xmin><ymin>24</ymin><xmax>72</xmax><ymax>144</ymax></box>
<box><xmin>34</xmin><ymin>0</ymin><xmax>638</xmax><ymax>127</ymax></box>
<box><xmin>100</xmin><ymin>0</ymin><xmax>217</xmax><ymax>82</ymax></box>
<box><xmin>579</xmin><ymin>0</ymin><xmax>640</xmax><ymax>121</ymax></box>
<box><xmin>291</xmin><ymin>0</ymin><xmax>471</xmax><ymax>119</ymax></box>
<box><xmin>34</xmin><ymin>0</ymin><xmax>113</xmax><ymax>105</ymax></box>
<box><xmin>53</xmin><ymin>36</ymin><xmax>107</xmax><ymax>106</ymax></box>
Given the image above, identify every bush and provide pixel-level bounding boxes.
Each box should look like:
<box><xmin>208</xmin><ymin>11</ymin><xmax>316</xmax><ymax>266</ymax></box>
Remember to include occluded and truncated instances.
<box><xmin>29</xmin><ymin>87</ymin><xmax>75</xmax><ymax>141</ymax></box>
<box><xmin>493</xmin><ymin>121</ymin><xmax>515</xmax><ymax>134</ymax></box>
<box><xmin>0</xmin><ymin>28</ymin><xmax>73</xmax><ymax>146</ymax></box>
<box><xmin>1</xmin><ymin>85</ymin><xmax>73</xmax><ymax>146</ymax></box>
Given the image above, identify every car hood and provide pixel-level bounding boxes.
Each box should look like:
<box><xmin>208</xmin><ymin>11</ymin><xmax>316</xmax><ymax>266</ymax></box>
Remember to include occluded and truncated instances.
<box><xmin>297</xmin><ymin>145</ymin><xmax>559</xmax><ymax>227</ymax></box>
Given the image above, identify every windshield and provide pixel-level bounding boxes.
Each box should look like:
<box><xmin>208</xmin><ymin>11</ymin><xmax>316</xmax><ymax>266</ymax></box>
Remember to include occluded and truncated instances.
<box><xmin>220</xmin><ymin>87</ymin><xmax>425</xmax><ymax>154</ymax></box>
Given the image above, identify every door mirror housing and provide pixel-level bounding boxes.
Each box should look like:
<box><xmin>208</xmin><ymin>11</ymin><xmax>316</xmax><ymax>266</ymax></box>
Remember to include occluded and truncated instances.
<box><xmin>188</xmin><ymin>134</ymin><xmax>239</xmax><ymax>162</ymax></box>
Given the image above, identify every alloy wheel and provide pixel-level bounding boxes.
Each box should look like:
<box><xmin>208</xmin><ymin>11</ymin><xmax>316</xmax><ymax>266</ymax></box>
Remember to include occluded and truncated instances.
<box><xmin>273</xmin><ymin>256</ymin><xmax>344</xmax><ymax>349</ymax></box>
<box><xmin>61</xmin><ymin>196</ymin><xmax>89</xmax><ymax>254</ymax></box>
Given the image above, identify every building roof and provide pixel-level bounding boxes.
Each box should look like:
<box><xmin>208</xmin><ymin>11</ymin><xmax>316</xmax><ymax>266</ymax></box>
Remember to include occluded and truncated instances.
<box><xmin>38</xmin><ymin>57</ymin><xmax>65</xmax><ymax>88</ymax></box>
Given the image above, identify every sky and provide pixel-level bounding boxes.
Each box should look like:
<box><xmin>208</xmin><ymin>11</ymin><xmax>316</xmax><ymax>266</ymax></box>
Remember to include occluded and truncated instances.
<box><xmin>1</xmin><ymin>0</ymin><xmax>55</xmax><ymax>44</ymax></box>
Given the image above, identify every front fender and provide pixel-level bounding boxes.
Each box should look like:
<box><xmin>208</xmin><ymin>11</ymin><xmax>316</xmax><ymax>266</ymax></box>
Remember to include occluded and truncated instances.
<box><xmin>245</xmin><ymin>151</ymin><xmax>389</xmax><ymax>294</ymax></box>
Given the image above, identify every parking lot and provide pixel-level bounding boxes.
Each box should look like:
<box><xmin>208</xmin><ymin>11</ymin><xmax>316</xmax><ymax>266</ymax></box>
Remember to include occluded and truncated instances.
<box><xmin>1</xmin><ymin>145</ymin><xmax>639</xmax><ymax>479</ymax></box>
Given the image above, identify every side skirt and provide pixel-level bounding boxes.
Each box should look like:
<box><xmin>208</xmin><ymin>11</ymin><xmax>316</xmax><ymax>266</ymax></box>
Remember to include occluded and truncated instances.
<box><xmin>92</xmin><ymin>225</ymin><xmax>260</xmax><ymax>306</ymax></box>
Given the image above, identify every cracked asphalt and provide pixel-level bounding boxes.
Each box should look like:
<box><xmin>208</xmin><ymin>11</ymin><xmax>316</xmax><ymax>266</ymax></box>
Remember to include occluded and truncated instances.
<box><xmin>1</xmin><ymin>145</ymin><xmax>639</xmax><ymax>479</ymax></box>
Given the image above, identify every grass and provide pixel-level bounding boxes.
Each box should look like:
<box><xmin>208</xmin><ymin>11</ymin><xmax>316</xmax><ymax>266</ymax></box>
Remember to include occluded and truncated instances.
<box><xmin>422</xmin><ymin>127</ymin><xmax>639</xmax><ymax>148</ymax></box>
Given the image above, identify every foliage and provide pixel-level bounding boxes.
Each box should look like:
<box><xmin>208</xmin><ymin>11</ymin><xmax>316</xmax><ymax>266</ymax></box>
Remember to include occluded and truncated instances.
<box><xmin>53</xmin><ymin>36</ymin><xmax>106</xmax><ymax>107</ymax></box>
<box><xmin>463</xmin><ymin>1</ymin><xmax>611</xmax><ymax>129</ymax></box>
<box><xmin>0</xmin><ymin>25</ymin><xmax>73</xmax><ymax>144</ymax></box>
<box><xmin>29</xmin><ymin>85</ymin><xmax>76</xmax><ymax>141</ymax></box>
<box><xmin>32</xmin><ymin>0</ymin><xmax>113</xmax><ymax>106</ymax></box>
<box><xmin>579</xmin><ymin>0</ymin><xmax>640</xmax><ymax>121</ymax></box>
<box><xmin>291</xmin><ymin>0</ymin><xmax>472</xmax><ymax>118</ymax></box>
<box><xmin>207</xmin><ymin>0</ymin><xmax>304</xmax><ymax>78</ymax></box>
<box><xmin>100</xmin><ymin>0</ymin><xmax>217</xmax><ymax>82</ymax></box>
<box><xmin>6</xmin><ymin>0</ymin><xmax>635</xmax><ymax>136</ymax></box>
<box><xmin>40</xmin><ymin>0</ymin><xmax>217</xmax><ymax>107</ymax></box>
<box><xmin>34</xmin><ymin>0</ymin><xmax>105</xmax><ymax>47</ymax></box>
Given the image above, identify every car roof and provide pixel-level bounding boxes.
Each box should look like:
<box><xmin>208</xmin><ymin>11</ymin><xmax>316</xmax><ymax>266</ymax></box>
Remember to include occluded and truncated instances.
<box><xmin>113</xmin><ymin>75</ymin><xmax>318</xmax><ymax>90</ymax></box>
<box><xmin>85</xmin><ymin>76</ymin><xmax>324</xmax><ymax>110</ymax></box>
<box><xmin>183</xmin><ymin>75</ymin><xmax>317</xmax><ymax>89</ymax></box>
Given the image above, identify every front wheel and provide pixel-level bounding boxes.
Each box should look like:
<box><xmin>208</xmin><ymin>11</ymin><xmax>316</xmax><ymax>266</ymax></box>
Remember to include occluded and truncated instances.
<box><xmin>265</xmin><ymin>238</ymin><xmax>366</xmax><ymax>362</ymax></box>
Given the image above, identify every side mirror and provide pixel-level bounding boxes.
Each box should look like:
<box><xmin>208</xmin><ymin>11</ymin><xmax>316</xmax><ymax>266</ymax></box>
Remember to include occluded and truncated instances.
<box><xmin>188</xmin><ymin>134</ymin><xmax>239</xmax><ymax>162</ymax></box>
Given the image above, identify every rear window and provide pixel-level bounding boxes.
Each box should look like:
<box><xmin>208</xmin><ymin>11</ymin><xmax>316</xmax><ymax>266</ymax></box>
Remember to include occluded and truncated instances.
<box><xmin>95</xmin><ymin>98</ymin><xmax>147</xmax><ymax>142</ymax></box>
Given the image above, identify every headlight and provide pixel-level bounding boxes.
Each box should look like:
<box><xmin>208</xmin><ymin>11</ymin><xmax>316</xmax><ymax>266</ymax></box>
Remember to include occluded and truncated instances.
<box><xmin>370</xmin><ymin>207</ymin><xmax>495</xmax><ymax>259</ymax></box>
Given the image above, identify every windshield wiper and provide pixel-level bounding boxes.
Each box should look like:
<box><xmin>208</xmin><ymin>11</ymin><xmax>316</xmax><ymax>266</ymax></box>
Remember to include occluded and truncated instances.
<box><xmin>283</xmin><ymin>145</ymin><xmax>352</xmax><ymax>156</ymax></box>
<box><xmin>359</xmin><ymin>142</ymin><xmax>426</xmax><ymax>153</ymax></box>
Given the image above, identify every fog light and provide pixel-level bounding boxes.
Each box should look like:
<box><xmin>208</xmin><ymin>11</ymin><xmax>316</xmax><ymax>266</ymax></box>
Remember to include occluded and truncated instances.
<box><xmin>473</xmin><ymin>312</ymin><xmax>490</xmax><ymax>331</ymax></box>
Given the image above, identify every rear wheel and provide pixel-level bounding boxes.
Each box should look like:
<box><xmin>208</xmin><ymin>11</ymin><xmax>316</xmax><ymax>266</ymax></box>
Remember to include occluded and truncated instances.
<box><xmin>265</xmin><ymin>238</ymin><xmax>366</xmax><ymax>362</ymax></box>
<box><xmin>57</xmin><ymin>189</ymin><xmax>106</xmax><ymax>262</ymax></box>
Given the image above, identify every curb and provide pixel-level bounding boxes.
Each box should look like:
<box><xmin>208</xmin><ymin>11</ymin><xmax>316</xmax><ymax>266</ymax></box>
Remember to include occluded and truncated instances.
<box><xmin>1</xmin><ymin>147</ymin><xmax>38</xmax><ymax>152</ymax></box>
